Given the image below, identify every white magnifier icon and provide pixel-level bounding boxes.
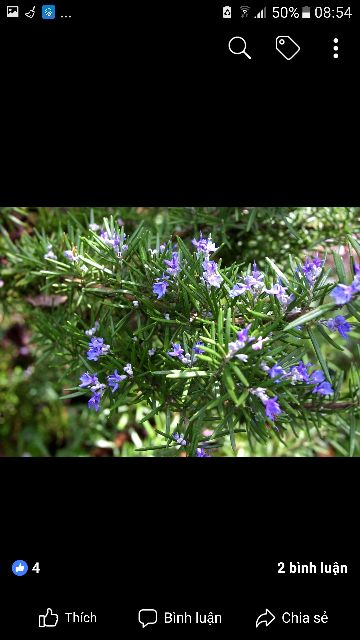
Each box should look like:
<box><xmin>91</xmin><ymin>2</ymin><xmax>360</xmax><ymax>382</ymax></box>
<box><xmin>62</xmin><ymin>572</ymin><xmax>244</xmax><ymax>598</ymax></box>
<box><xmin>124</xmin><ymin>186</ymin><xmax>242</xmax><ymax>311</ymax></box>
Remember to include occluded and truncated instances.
<box><xmin>228</xmin><ymin>36</ymin><xmax>252</xmax><ymax>59</ymax></box>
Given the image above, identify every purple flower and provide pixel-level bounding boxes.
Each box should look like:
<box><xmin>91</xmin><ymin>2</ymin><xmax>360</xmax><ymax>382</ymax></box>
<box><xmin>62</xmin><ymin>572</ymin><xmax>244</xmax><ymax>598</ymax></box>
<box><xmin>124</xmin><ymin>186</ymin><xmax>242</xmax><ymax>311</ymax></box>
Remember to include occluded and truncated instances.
<box><xmin>252</xmin><ymin>336</ymin><xmax>267</xmax><ymax>351</ymax></box>
<box><xmin>235</xmin><ymin>353</ymin><xmax>248</xmax><ymax>362</ymax></box>
<box><xmin>326</xmin><ymin>315</ymin><xmax>351</xmax><ymax>339</ymax></box>
<box><xmin>254</xmin><ymin>388</ymin><xmax>281</xmax><ymax>421</ymax></box>
<box><xmin>89</xmin><ymin>223</ymin><xmax>100</xmax><ymax>231</ymax></box>
<box><xmin>64</xmin><ymin>248</ymin><xmax>79</xmax><ymax>262</ymax></box>
<box><xmin>302</xmin><ymin>254</ymin><xmax>323</xmax><ymax>285</ymax></box>
<box><xmin>85</xmin><ymin>320</ymin><xmax>100</xmax><ymax>337</ymax></box>
<box><xmin>309</xmin><ymin>370</ymin><xmax>325</xmax><ymax>384</ymax></box>
<box><xmin>192</xmin><ymin>231</ymin><xmax>218</xmax><ymax>256</ymax></box>
<box><xmin>196</xmin><ymin>447</ymin><xmax>210</xmax><ymax>458</ymax></box>
<box><xmin>243</xmin><ymin>276</ymin><xmax>258</xmax><ymax>289</ymax></box>
<box><xmin>87</xmin><ymin>350</ymin><xmax>100</xmax><ymax>362</ymax></box>
<box><xmin>288</xmin><ymin>361</ymin><xmax>311</xmax><ymax>383</ymax></box>
<box><xmin>168</xmin><ymin>343</ymin><xmax>184</xmax><ymax>358</ymax></box>
<box><xmin>88</xmin><ymin>391</ymin><xmax>102</xmax><ymax>411</ymax></box>
<box><xmin>44</xmin><ymin>247</ymin><xmax>57</xmax><ymax>260</ymax></box>
<box><xmin>153</xmin><ymin>277</ymin><xmax>169</xmax><ymax>299</ymax></box>
<box><xmin>100</xmin><ymin>229</ymin><xmax>127</xmax><ymax>256</ymax></box>
<box><xmin>164</xmin><ymin>251</ymin><xmax>181</xmax><ymax>277</ymax></box>
<box><xmin>330</xmin><ymin>284</ymin><xmax>353</xmax><ymax>305</ymax></box>
<box><xmin>86</xmin><ymin>336</ymin><xmax>110</xmax><ymax>361</ymax></box>
<box><xmin>180</xmin><ymin>353</ymin><xmax>192</xmax><ymax>365</ymax></box>
<box><xmin>229</xmin><ymin>282</ymin><xmax>248</xmax><ymax>298</ymax></box>
<box><xmin>264</xmin><ymin>396</ymin><xmax>282</xmax><ymax>421</ymax></box>
<box><xmin>173</xmin><ymin>432</ymin><xmax>210</xmax><ymax>456</ymax></box>
<box><xmin>228</xmin><ymin>340</ymin><xmax>244</xmax><ymax>357</ymax></box>
<box><xmin>268</xmin><ymin>364</ymin><xmax>286</xmax><ymax>381</ymax></box>
<box><xmin>227</xmin><ymin>324</ymin><xmax>252</xmax><ymax>358</ymax></box>
<box><xmin>79</xmin><ymin>372</ymin><xmax>99</xmax><ymax>388</ymax></box>
<box><xmin>230</xmin><ymin>263</ymin><xmax>265</xmax><ymax>299</ymax></box>
<box><xmin>86</xmin><ymin>349</ymin><xmax>100</xmax><ymax>361</ymax></box>
<box><xmin>193</xmin><ymin>341</ymin><xmax>205</xmax><ymax>354</ymax></box>
<box><xmin>148</xmin><ymin>348</ymin><xmax>156</xmax><ymax>356</ymax></box>
<box><xmin>251</xmin><ymin>387</ymin><xmax>269</xmax><ymax>403</ymax></box>
<box><xmin>227</xmin><ymin>324</ymin><xmax>255</xmax><ymax>359</ymax></box>
<box><xmin>351</xmin><ymin>275</ymin><xmax>360</xmax><ymax>294</ymax></box>
<box><xmin>123</xmin><ymin>363</ymin><xmax>133</xmax><ymax>377</ymax></box>
<box><xmin>251</xmin><ymin>261</ymin><xmax>264</xmax><ymax>281</ymax></box>
<box><xmin>205</xmin><ymin>237</ymin><xmax>218</xmax><ymax>254</ymax></box>
<box><xmin>265</xmin><ymin>282</ymin><xmax>293</xmax><ymax>307</ymax></box>
<box><xmin>192</xmin><ymin>231</ymin><xmax>208</xmax><ymax>253</ymax></box>
<box><xmin>100</xmin><ymin>229</ymin><xmax>117</xmax><ymax>247</ymax></box>
<box><xmin>107</xmin><ymin>369</ymin><xmax>127</xmax><ymax>393</ymax></box>
<box><xmin>202</xmin><ymin>260</ymin><xmax>223</xmax><ymax>288</ymax></box>
<box><xmin>237</xmin><ymin>325</ymin><xmax>252</xmax><ymax>346</ymax></box>
<box><xmin>94</xmin><ymin>383</ymin><xmax>106</xmax><ymax>393</ymax></box>
<box><xmin>313</xmin><ymin>381</ymin><xmax>334</xmax><ymax>395</ymax></box>
<box><xmin>89</xmin><ymin>337</ymin><xmax>105</xmax><ymax>350</ymax></box>
<box><xmin>159</xmin><ymin>243</ymin><xmax>166</xmax><ymax>253</ymax></box>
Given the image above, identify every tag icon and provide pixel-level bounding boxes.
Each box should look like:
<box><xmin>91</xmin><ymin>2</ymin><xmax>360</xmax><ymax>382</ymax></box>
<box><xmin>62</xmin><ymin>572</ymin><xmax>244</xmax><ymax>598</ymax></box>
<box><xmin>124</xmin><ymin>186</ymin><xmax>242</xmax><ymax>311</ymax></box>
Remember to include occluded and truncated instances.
<box><xmin>276</xmin><ymin>36</ymin><xmax>301</xmax><ymax>60</ymax></box>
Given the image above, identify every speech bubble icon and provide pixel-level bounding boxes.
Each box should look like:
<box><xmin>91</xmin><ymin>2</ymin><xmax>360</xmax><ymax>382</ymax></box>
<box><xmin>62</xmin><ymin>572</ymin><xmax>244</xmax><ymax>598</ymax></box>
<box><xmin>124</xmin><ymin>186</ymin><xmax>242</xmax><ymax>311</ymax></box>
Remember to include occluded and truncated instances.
<box><xmin>138</xmin><ymin>609</ymin><xmax>158</xmax><ymax>628</ymax></box>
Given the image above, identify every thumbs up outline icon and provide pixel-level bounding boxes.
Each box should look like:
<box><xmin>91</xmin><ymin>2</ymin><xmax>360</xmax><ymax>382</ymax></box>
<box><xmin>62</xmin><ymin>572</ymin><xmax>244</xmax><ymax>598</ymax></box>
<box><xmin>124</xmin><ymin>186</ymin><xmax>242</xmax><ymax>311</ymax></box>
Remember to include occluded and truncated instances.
<box><xmin>39</xmin><ymin>609</ymin><xmax>59</xmax><ymax>628</ymax></box>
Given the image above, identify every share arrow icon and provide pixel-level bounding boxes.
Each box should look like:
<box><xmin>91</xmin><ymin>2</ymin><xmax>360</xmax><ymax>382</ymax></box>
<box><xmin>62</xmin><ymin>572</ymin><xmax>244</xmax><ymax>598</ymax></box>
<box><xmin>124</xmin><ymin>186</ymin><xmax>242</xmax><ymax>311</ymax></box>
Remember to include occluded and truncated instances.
<box><xmin>255</xmin><ymin>609</ymin><xmax>276</xmax><ymax>628</ymax></box>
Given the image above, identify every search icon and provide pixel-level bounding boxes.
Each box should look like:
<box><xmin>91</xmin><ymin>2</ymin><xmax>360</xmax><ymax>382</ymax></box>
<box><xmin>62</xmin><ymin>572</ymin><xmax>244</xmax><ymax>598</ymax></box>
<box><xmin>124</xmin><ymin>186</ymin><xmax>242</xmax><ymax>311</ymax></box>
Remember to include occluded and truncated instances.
<box><xmin>228</xmin><ymin>36</ymin><xmax>252</xmax><ymax>58</ymax></box>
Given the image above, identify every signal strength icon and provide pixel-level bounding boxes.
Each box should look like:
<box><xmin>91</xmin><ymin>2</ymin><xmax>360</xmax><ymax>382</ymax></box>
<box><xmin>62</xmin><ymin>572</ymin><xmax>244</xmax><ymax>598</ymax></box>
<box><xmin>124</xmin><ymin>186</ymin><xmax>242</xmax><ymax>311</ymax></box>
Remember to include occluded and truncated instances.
<box><xmin>254</xmin><ymin>6</ymin><xmax>267</xmax><ymax>18</ymax></box>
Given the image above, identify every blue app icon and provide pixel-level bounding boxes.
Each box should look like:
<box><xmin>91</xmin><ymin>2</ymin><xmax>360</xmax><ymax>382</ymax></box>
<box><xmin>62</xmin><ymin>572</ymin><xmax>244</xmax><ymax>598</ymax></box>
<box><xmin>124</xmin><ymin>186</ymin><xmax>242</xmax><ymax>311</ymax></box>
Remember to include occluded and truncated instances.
<box><xmin>42</xmin><ymin>5</ymin><xmax>55</xmax><ymax>20</ymax></box>
<box><xmin>12</xmin><ymin>560</ymin><xmax>29</xmax><ymax>576</ymax></box>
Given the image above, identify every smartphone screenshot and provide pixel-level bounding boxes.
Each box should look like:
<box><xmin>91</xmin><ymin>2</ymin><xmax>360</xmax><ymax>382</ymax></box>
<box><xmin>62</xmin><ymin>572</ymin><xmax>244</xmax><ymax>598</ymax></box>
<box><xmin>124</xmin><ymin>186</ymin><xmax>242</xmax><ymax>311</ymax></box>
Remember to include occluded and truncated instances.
<box><xmin>0</xmin><ymin>1</ymin><xmax>358</xmax><ymax>636</ymax></box>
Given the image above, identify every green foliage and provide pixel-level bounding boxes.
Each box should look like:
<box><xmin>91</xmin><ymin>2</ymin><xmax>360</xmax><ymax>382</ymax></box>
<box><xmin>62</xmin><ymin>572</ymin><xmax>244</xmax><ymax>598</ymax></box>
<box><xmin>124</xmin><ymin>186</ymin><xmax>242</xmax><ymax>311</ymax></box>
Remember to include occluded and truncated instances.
<box><xmin>1</xmin><ymin>206</ymin><xmax>360</xmax><ymax>457</ymax></box>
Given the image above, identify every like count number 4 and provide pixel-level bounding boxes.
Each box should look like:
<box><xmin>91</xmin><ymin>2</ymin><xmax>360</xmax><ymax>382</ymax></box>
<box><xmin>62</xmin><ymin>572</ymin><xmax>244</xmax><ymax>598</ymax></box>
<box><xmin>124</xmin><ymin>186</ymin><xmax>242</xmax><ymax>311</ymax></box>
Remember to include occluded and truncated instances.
<box><xmin>12</xmin><ymin>560</ymin><xmax>40</xmax><ymax>576</ymax></box>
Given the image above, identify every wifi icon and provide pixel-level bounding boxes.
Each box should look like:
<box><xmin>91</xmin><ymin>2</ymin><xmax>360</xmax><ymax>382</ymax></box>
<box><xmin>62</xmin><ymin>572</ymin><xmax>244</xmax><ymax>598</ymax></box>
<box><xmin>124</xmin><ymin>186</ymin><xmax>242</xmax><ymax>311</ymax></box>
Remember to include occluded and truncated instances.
<box><xmin>240</xmin><ymin>5</ymin><xmax>251</xmax><ymax>17</ymax></box>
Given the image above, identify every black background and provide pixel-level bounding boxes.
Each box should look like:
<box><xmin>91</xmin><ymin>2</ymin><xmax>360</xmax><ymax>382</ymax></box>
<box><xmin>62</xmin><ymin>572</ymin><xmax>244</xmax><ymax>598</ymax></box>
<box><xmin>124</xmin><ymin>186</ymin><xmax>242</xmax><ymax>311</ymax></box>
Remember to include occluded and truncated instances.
<box><xmin>2</xmin><ymin>460</ymin><xmax>357</xmax><ymax>635</ymax></box>
<box><xmin>0</xmin><ymin>1</ymin><xmax>358</xmax><ymax>635</ymax></box>
<box><xmin>0</xmin><ymin>0</ymin><xmax>358</xmax><ymax>203</ymax></box>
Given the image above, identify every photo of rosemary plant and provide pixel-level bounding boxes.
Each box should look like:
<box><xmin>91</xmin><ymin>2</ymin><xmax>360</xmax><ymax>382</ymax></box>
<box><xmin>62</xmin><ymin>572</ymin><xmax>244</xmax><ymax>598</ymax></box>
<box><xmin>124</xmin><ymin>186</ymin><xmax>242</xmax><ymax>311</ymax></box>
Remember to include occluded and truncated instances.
<box><xmin>1</xmin><ymin>207</ymin><xmax>360</xmax><ymax>457</ymax></box>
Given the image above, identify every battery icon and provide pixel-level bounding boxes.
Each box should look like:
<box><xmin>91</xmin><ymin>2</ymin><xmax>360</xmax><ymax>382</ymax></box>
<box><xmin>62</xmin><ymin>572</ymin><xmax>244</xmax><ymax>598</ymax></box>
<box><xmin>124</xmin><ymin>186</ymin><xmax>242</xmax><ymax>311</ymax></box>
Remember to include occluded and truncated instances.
<box><xmin>302</xmin><ymin>6</ymin><xmax>311</xmax><ymax>18</ymax></box>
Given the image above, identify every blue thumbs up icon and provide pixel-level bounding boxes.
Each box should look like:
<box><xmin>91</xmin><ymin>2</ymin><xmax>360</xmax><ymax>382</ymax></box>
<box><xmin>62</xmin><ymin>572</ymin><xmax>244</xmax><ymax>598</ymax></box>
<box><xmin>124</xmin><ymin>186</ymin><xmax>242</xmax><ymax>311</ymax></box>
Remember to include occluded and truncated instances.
<box><xmin>12</xmin><ymin>560</ymin><xmax>28</xmax><ymax>576</ymax></box>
